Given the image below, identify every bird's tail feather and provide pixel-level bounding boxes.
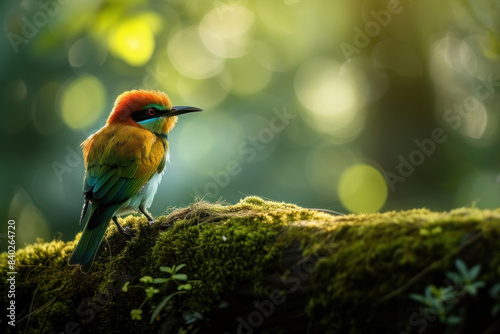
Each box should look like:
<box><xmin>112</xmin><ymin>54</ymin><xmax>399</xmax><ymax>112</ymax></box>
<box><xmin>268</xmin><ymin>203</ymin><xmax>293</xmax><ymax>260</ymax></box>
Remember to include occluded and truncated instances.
<box><xmin>68</xmin><ymin>204</ymin><xmax>118</xmax><ymax>271</ymax></box>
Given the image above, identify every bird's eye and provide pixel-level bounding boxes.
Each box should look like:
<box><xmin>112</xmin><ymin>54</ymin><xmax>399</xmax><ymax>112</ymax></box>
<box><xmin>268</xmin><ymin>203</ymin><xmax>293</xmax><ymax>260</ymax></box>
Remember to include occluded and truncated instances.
<box><xmin>147</xmin><ymin>108</ymin><xmax>156</xmax><ymax>116</ymax></box>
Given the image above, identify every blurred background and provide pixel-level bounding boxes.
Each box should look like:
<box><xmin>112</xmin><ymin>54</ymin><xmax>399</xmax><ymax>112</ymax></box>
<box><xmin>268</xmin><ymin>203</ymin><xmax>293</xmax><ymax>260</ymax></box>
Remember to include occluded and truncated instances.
<box><xmin>1</xmin><ymin>0</ymin><xmax>500</xmax><ymax>245</ymax></box>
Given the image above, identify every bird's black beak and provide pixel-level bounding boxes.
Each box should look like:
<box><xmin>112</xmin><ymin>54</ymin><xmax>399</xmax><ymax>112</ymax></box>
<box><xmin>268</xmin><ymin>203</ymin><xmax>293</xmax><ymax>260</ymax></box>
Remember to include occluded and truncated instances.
<box><xmin>168</xmin><ymin>106</ymin><xmax>203</xmax><ymax>116</ymax></box>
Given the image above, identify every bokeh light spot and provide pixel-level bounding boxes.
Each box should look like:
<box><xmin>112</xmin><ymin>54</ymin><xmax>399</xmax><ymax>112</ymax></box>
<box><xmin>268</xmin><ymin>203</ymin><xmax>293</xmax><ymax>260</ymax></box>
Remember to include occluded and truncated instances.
<box><xmin>168</xmin><ymin>26</ymin><xmax>224</xmax><ymax>79</ymax></box>
<box><xmin>69</xmin><ymin>38</ymin><xmax>92</xmax><ymax>68</ymax></box>
<box><xmin>294</xmin><ymin>58</ymin><xmax>365</xmax><ymax>142</ymax></box>
<box><xmin>68</xmin><ymin>36</ymin><xmax>108</xmax><ymax>69</ymax></box>
<box><xmin>108</xmin><ymin>15</ymin><xmax>157</xmax><ymax>66</ymax></box>
<box><xmin>338</xmin><ymin>164</ymin><xmax>387</xmax><ymax>213</ymax></box>
<box><xmin>199</xmin><ymin>5</ymin><xmax>254</xmax><ymax>58</ymax></box>
<box><xmin>60</xmin><ymin>75</ymin><xmax>106</xmax><ymax>130</ymax></box>
<box><xmin>461</xmin><ymin>98</ymin><xmax>488</xmax><ymax>139</ymax></box>
<box><xmin>9</xmin><ymin>189</ymin><xmax>51</xmax><ymax>245</ymax></box>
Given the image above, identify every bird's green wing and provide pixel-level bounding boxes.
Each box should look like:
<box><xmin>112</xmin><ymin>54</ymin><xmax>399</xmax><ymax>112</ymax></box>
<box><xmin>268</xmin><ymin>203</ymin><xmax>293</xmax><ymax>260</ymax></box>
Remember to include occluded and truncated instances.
<box><xmin>82</xmin><ymin>124</ymin><xmax>167</xmax><ymax>230</ymax></box>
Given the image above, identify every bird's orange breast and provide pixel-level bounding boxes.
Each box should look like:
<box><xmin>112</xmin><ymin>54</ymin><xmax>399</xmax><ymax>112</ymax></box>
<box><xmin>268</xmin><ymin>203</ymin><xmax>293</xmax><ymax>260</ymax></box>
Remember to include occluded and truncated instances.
<box><xmin>82</xmin><ymin>123</ymin><xmax>167</xmax><ymax>179</ymax></box>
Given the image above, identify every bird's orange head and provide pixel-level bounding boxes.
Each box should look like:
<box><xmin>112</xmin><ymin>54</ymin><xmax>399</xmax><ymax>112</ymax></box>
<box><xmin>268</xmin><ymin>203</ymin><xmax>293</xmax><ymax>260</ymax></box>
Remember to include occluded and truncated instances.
<box><xmin>106</xmin><ymin>89</ymin><xmax>202</xmax><ymax>135</ymax></box>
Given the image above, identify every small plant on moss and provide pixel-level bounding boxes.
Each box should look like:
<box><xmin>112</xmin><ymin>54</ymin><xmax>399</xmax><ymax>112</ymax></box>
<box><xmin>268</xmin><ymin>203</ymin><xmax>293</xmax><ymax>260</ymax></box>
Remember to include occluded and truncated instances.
<box><xmin>445</xmin><ymin>259</ymin><xmax>485</xmax><ymax>296</ymax></box>
<box><xmin>490</xmin><ymin>283</ymin><xmax>500</xmax><ymax>316</ymax></box>
<box><xmin>410</xmin><ymin>259</ymin><xmax>486</xmax><ymax>325</ymax></box>
<box><xmin>410</xmin><ymin>285</ymin><xmax>459</xmax><ymax>324</ymax></box>
<box><xmin>122</xmin><ymin>264</ymin><xmax>200</xmax><ymax>325</ymax></box>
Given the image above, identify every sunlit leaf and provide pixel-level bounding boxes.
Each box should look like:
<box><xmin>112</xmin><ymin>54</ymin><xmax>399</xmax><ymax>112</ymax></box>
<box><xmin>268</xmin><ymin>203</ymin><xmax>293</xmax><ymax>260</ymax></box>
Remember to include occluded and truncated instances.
<box><xmin>140</xmin><ymin>276</ymin><xmax>154</xmax><ymax>283</ymax></box>
<box><xmin>174</xmin><ymin>264</ymin><xmax>187</xmax><ymax>272</ymax></box>
<box><xmin>160</xmin><ymin>266</ymin><xmax>173</xmax><ymax>274</ymax></box>
<box><xmin>172</xmin><ymin>274</ymin><xmax>188</xmax><ymax>281</ymax></box>
<box><xmin>153</xmin><ymin>278</ymin><xmax>170</xmax><ymax>284</ymax></box>
<box><xmin>150</xmin><ymin>292</ymin><xmax>183</xmax><ymax>324</ymax></box>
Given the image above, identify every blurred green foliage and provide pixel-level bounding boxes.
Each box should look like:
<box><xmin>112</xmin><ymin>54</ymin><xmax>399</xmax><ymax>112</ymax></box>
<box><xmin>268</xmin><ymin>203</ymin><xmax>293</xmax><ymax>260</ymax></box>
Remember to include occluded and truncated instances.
<box><xmin>1</xmin><ymin>0</ymin><xmax>499</xmax><ymax>243</ymax></box>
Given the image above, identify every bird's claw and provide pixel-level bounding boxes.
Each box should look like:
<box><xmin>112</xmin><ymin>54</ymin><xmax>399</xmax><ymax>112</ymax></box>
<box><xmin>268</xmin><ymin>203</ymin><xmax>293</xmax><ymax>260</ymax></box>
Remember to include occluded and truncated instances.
<box><xmin>113</xmin><ymin>216</ymin><xmax>131</xmax><ymax>235</ymax></box>
<box><xmin>139</xmin><ymin>208</ymin><xmax>155</xmax><ymax>227</ymax></box>
<box><xmin>117</xmin><ymin>225</ymin><xmax>131</xmax><ymax>235</ymax></box>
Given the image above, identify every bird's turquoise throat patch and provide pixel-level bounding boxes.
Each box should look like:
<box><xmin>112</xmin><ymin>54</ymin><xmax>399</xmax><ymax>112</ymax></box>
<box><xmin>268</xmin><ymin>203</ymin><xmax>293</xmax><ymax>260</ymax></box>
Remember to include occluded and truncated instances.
<box><xmin>138</xmin><ymin>118</ymin><xmax>169</xmax><ymax>139</ymax></box>
<box><xmin>138</xmin><ymin>104</ymin><xmax>169</xmax><ymax>138</ymax></box>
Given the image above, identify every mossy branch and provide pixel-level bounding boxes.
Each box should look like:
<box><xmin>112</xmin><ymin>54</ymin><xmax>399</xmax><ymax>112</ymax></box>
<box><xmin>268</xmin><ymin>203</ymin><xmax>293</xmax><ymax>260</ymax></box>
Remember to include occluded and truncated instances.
<box><xmin>2</xmin><ymin>197</ymin><xmax>500</xmax><ymax>334</ymax></box>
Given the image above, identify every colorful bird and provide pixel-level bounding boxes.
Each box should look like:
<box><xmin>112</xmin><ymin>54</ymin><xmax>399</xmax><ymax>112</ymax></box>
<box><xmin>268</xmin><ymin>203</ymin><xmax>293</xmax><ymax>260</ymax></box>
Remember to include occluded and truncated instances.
<box><xmin>68</xmin><ymin>89</ymin><xmax>202</xmax><ymax>271</ymax></box>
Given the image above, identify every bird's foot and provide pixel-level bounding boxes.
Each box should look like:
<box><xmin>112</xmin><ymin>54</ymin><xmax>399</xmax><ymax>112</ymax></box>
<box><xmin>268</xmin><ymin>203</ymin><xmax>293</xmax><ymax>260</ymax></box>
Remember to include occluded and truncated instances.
<box><xmin>121</xmin><ymin>226</ymin><xmax>131</xmax><ymax>235</ymax></box>
<box><xmin>140</xmin><ymin>207</ymin><xmax>155</xmax><ymax>227</ymax></box>
<box><xmin>113</xmin><ymin>216</ymin><xmax>131</xmax><ymax>235</ymax></box>
<box><xmin>117</xmin><ymin>224</ymin><xmax>131</xmax><ymax>235</ymax></box>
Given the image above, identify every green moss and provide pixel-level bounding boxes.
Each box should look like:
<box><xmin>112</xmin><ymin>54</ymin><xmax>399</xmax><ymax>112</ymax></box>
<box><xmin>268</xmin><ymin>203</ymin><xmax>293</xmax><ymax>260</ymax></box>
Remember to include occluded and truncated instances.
<box><xmin>1</xmin><ymin>198</ymin><xmax>500</xmax><ymax>334</ymax></box>
<box><xmin>307</xmin><ymin>208</ymin><xmax>500</xmax><ymax>332</ymax></box>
